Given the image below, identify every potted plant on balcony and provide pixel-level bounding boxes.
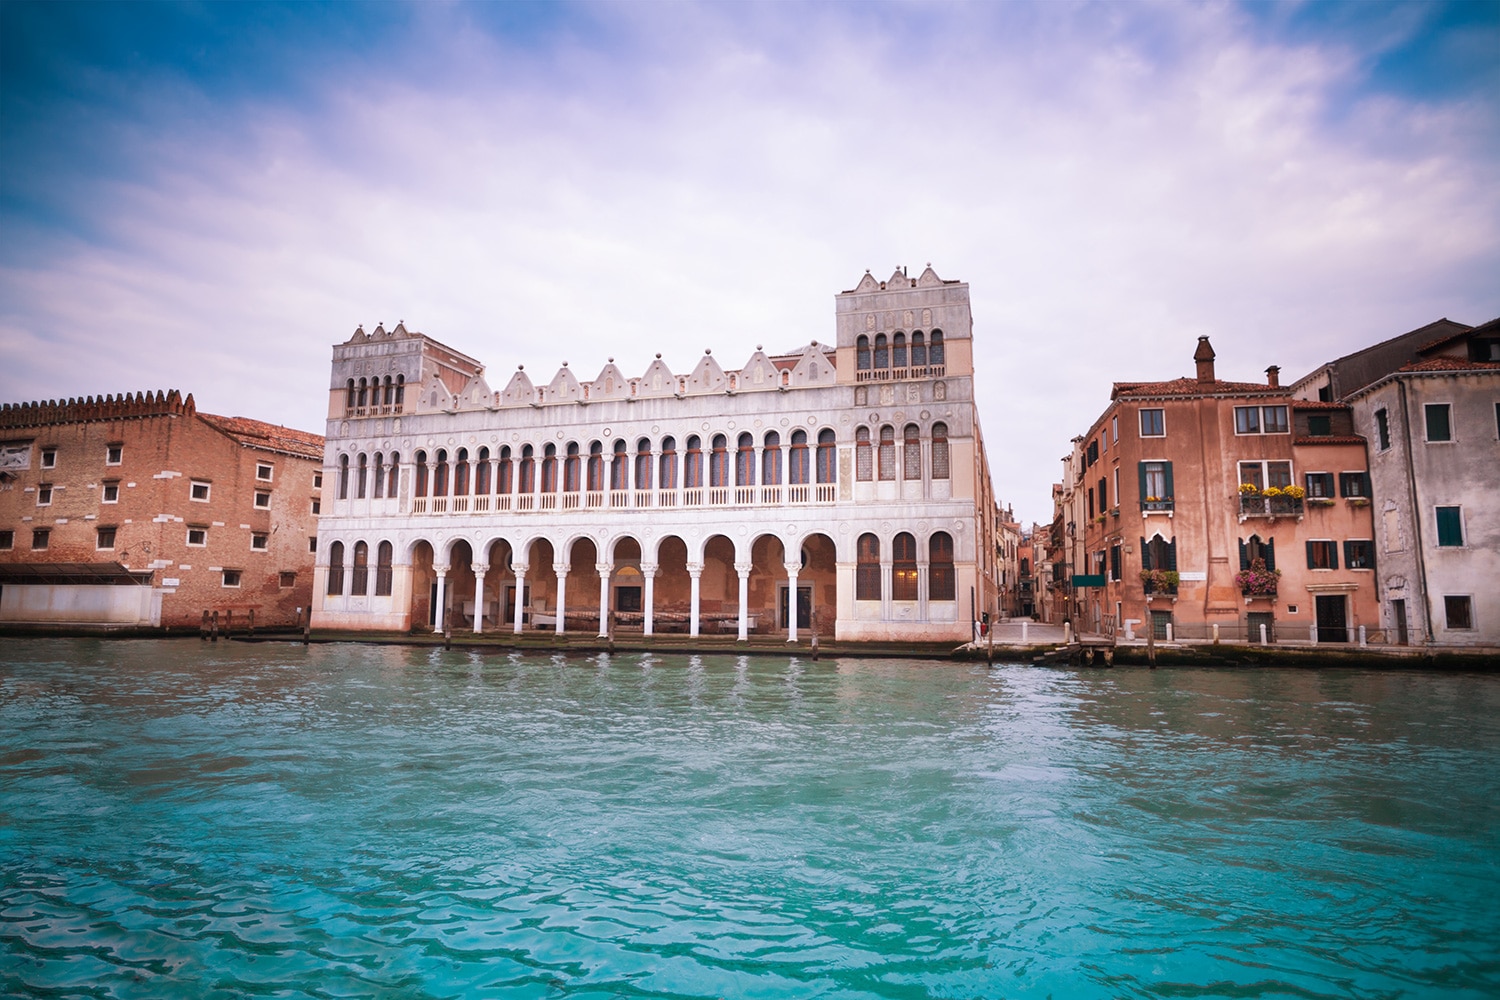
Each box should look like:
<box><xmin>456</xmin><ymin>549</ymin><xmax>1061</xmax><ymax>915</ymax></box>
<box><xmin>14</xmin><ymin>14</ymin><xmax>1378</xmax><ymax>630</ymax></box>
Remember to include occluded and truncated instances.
<box><xmin>1140</xmin><ymin>569</ymin><xmax>1179</xmax><ymax>596</ymax></box>
<box><xmin>1234</xmin><ymin>558</ymin><xmax>1280</xmax><ymax>599</ymax></box>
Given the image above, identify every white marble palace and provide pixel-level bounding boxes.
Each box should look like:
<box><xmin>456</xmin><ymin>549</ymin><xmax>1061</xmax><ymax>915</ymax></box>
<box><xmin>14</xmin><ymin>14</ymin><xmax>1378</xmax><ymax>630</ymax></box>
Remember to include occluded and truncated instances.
<box><xmin>312</xmin><ymin>266</ymin><xmax>1004</xmax><ymax>642</ymax></box>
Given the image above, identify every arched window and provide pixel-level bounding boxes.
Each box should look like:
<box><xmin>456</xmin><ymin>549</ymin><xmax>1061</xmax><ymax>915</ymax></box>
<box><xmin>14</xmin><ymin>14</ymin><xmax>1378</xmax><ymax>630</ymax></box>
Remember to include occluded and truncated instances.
<box><xmin>356</xmin><ymin>453</ymin><xmax>368</xmax><ymax>499</ymax></box>
<box><xmin>387</xmin><ymin>451</ymin><xmax>400</xmax><ymax>497</ymax></box>
<box><xmin>789</xmin><ymin>430</ymin><xmax>809</xmax><ymax>485</ymax></box>
<box><xmin>710</xmin><ymin>434</ymin><xmax>729</xmax><ymax>487</ymax></box>
<box><xmin>564</xmin><ymin>443</ymin><xmax>580</xmax><ymax>492</ymax></box>
<box><xmin>878</xmin><ymin>425</ymin><xmax>896</xmax><ymax>481</ymax></box>
<box><xmin>893</xmin><ymin>332</ymin><xmax>907</xmax><ymax>369</ymax></box>
<box><xmin>856</xmin><ymin>533</ymin><xmax>881</xmax><ymax>600</ymax></box>
<box><xmin>930</xmin><ymin>330</ymin><xmax>945</xmax><ymax>366</ymax></box>
<box><xmin>1143</xmin><ymin>534</ymin><xmax>1177</xmax><ymax>573</ymax></box>
<box><xmin>394</xmin><ymin>374</ymin><xmax>405</xmax><ymax>408</ymax></box>
<box><xmin>327</xmin><ymin>540</ymin><xmax>345</xmax><ymax>595</ymax></box>
<box><xmin>497</xmin><ymin>446</ymin><xmax>512</xmax><ymax>494</ymax></box>
<box><xmin>817</xmin><ymin>429</ymin><xmax>837</xmax><ymax>484</ymax></box>
<box><xmin>541</xmin><ymin>444</ymin><xmax>557</xmax><ymax>492</ymax></box>
<box><xmin>375</xmin><ymin>541</ymin><xmax>393</xmax><ymax>596</ymax></box>
<box><xmin>856</xmin><ymin>335</ymin><xmax>871</xmax><ymax>371</ymax></box>
<box><xmin>587</xmin><ymin>441</ymin><xmax>604</xmax><ymax>491</ymax></box>
<box><xmin>345</xmin><ymin>379</ymin><xmax>356</xmax><ymax>410</ymax></box>
<box><xmin>856</xmin><ymin>427</ymin><xmax>872</xmax><ymax>481</ymax></box>
<box><xmin>454</xmin><ymin>448</ymin><xmax>470</xmax><ymax>497</ymax></box>
<box><xmin>929</xmin><ymin>532</ymin><xmax>956</xmax><ymax>601</ymax></box>
<box><xmin>893</xmin><ymin>532</ymin><xmax>918</xmax><ymax>601</ymax></box>
<box><xmin>874</xmin><ymin>333</ymin><xmax>889</xmax><ymax>369</ymax></box>
<box><xmin>635</xmin><ymin>438</ymin><xmax>653</xmax><ymax>490</ymax></box>
<box><xmin>338</xmin><ymin>454</ymin><xmax>350</xmax><ymax>499</ymax></box>
<box><xmin>382</xmin><ymin>376</ymin><xmax>394</xmax><ymax>406</ymax></box>
<box><xmin>1240</xmin><ymin>534</ymin><xmax>1275</xmax><ymax>571</ymax></box>
<box><xmin>685</xmin><ymin>435</ymin><xmax>703</xmax><ymax>488</ymax></box>
<box><xmin>476</xmin><ymin>447</ymin><xmax>491</xmax><ymax>495</ymax></box>
<box><xmin>414</xmin><ymin>451</ymin><xmax>428</xmax><ymax>498</ymax></box>
<box><xmin>762</xmin><ymin>431</ymin><xmax>782</xmax><ymax>485</ymax></box>
<box><xmin>931</xmin><ymin>422</ymin><xmax>950</xmax><ymax>480</ymax></box>
<box><xmin>519</xmin><ymin>445</ymin><xmax>535</xmax><ymax>493</ymax></box>
<box><xmin>372</xmin><ymin>452</ymin><xmax>385</xmax><ymax>499</ymax></box>
<box><xmin>659</xmin><ymin>436</ymin><xmax>678</xmax><ymax>490</ymax></box>
<box><xmin>903</xmin><ymin>424</ymin><xmax>921</xmax><ymax>480</ymax></box>
<box><xmin>433</xmin><ymin>449</ymin><xmax>449</xmax><ymax>497</ymax></box>
<box><xmin>911</xmin><ymin>332</ymin><xmax>926</xmax><ymax>367</ymax></box>
<box><xmin>356</xmin><ymin>378</ymin><xmax>368</xmax><ymax>408</ymax></box>
<box><xmin>610</xmin><ymin>440</ymin><xmax>628</xmax><ymax>490</ymax></box>
<box><xmin>351</xmin><ymin>540</ymin><xmax>370</xmax><ymax>595</ymax></box>
<box><xmin>736</xmin><ymin>432</ymin><xmax>755</xmax><ymax>486</ymax></box>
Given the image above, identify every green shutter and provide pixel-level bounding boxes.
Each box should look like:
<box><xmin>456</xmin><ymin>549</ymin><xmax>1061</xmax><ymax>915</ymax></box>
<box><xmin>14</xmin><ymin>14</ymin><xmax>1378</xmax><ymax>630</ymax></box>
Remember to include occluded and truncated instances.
<box><xmin>1306</xmin><ymin>541</ymin><xmax>1316</xmax><ymax>568</ymax></box>
<box><xmin>1329</xmin><ymin>543</ymin><xmax>1338</xmax><ymax>570</ymax></box>
<box><xmin>1265</xmin><ymin>539</ymin><xmax>1276</xmax><ymax>572</ymax></box>
<box><xmin>1163</xmin><ymin>461</ymin><xmax>1174</xmax><ymax>499</ymax></box>
<box><xmin>1166</xmin><ymin>538</ymin><xmax>1177</xmax><ymax>571</ymax></box>
<box><xmin>1140</xmin><ymin>536</ymin><xmax>1151</xmax><ymax>570</ymax></box>
<box><xmin>1238</xmin><ymin>539</ymin><xmax>1248</xmax><ymax>570</ymax></box>
<box><xmin>1137</xmin><ymin>462</ymin><xmax>1147</xmax><ymax>502</ymax></box>
<box><xmin>1436</xmin><ymin>507</ymin><xmax>1463</xmax><ymax>546</ymax></box>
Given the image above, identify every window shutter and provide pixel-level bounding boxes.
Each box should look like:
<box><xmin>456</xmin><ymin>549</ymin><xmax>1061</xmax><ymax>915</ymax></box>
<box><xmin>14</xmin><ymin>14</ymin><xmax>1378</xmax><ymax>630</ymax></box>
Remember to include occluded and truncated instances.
<box><xmin>1238</xmin><ymin>539</ymin><xmax>1248</xmax><ymax>571</ymax></box>
<box><xmin>1140</xmin><ymin>536</ymin><xmax>1151</xmax><ymax>571</ymax></box>
<box><xmin>1306</xmin><ymin>541</ymin><xmax>1316</xmax><ymax>569</ymax></box>
<box><xmin>1137</xmin><ymin>462</ymin><xmax>1147</xmax><ymax>501</ymax></box>
<box><xmin>1163</xmin><ymin>461</ymin><xmax>1174</xmax><ymax>498</ymax></box>
<box><xmin>1166</xmin><ymin>538</ymin><xmax>1177</xmax><ymax>571</ymax></box>
<box><xmin>1329</xmin><ymin>543</ymin><xmax>1339</xmax><ymax>570</ymax></box>
<box><xmin>1265</xmin><ymin>539</ymin><xmax>1276</xmax><ymax>572</ymax></box>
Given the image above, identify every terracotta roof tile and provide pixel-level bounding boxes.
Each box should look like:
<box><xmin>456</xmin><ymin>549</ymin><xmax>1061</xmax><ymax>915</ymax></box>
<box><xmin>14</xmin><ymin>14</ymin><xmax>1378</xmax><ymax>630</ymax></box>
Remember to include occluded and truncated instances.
<box><xmin>199</xmin><ymin>413</ymin><xmax>325</xmax><ymax>459</ymax></box>
<box><xmin>1397</xmin><ymin>357</ymin><xmax>1500</xmax><ymax>374</ymax></box>
<box><xmin>1112</xmin><ymin>377</ymin><xmax>1284</xmax><ymax>398</ymax></box>
<box><xmin>1290</xmin><ymin>400</ymin><xmax>1349</xmax><ymax>410</ymax></box>
<box><xmin>1293</xmin><ymin>435</ymin><xmax>1365</xmax><ymax>446</ymax></box>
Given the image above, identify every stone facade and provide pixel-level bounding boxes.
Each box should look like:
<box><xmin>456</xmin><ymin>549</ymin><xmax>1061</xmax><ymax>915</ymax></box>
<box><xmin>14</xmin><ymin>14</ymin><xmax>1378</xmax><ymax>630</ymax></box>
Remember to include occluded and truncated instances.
<box><xmin>312</xmin><ymin>266</ymin><xmax>1004</xmax><ymax>641</ymax></box>
<box><xmin>0</xmin><ymin>391</ymin><xmax>324</xmax><ymax>628</ymax></box>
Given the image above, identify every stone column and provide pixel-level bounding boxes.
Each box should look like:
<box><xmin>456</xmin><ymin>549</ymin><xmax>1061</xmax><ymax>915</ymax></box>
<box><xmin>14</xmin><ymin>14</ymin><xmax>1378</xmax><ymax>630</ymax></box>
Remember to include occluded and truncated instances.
<box><xmin>688</xmin><ymin>562</ymin><xmax>702</xmax><ymax>637</ymax></box>
<box><xmin>512</xmin><ymin>565</ymin><xmax>528</xmax><ymax>635</ymax></box>
<box><xmin>597</xmin><ymin>561</ymin><xmax>612</xmax><ymax>638</ymax></box>
<box><xmin>881</xmin><ymin>556</ymin><xmax>893</xmax><ymax>622</ymax></box>
<box><xmin>642</xmin><ymin>562</ymin><xmax>657</xmax><ymax>637</ymax></box>
<box><xmin>917</xmin><ymin>559</ymin><xmax>929</xmax><ymax>623</ymax></box>
<box><xmin>784</xmin><ymin>563</ymin><xmax>800</xmax><ymax>642</ymax></box>
<box><xmin>472</xmin><ymin>563</ymin><xmax>487</xmax><ymax>634</ymax></box>
<box><xmin>554</xmin><ymin>565</ymin><xmax>569</xmax><ymax>634</ymax></box>
<box><xmin>736</xmin><ymin>561</ymin><xmax>753</xmax><ymax>641</ymax></box>
<box><xmin>433</xmin><ymin>565</ymin><xmax>449</xmax><ymax>632</ymax></box>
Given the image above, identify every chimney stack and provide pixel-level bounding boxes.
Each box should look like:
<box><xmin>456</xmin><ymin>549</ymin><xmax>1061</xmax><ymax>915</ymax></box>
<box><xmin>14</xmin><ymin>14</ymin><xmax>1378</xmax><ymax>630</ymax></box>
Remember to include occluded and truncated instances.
<box><xmin>1266</xmin><ymin>365</ymin><xmax>1280</xmax><ymax>388</ymax></box>
<box><xmin>1194</xmin><ymin>336</ymin><xmax>1216</xmax><ymax>384</ymax></box>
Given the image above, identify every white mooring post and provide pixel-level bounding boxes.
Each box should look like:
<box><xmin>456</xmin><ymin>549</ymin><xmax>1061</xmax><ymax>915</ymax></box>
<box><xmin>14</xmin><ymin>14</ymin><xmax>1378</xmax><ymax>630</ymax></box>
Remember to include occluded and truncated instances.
<box><xmin>1358</xmin><ymin>625</ymin><xmax>1367</xmax><ymax>647</ymax></box>
<box><xmin>1021</xmin><ymin>619</ymin><xmax>1029</xmax><ymax>644</ymax></box>
<box><xmin>1166</xmin><ymin>623</ymin><xmax>1174</xmax><ymax>643</ymax></box>
<box><xmin>1260</xmin><ymin>622</ymin><xmax>1268</xmax><ymax>645</ymax></box>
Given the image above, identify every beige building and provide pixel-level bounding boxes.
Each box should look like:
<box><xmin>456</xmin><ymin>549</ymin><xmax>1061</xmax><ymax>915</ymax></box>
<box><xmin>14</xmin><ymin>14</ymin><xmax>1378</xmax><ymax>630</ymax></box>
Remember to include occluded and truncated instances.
<box><xmin>312</xmin><ymin>266</ymin><xmax>1003</xmax><ymax>642</ymax></box>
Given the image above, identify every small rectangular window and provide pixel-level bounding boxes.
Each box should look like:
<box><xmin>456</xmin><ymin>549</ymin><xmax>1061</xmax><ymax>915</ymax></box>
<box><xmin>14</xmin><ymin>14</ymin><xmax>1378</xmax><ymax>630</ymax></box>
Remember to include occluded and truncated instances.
<box><xmin>186</xmin><ymin>527</ymin><xmax>207</xmax><ymax>547</ymax></box>
<box><xmin>0</xmin><ymin>529</ymin><xmax>13</xmax><ymax>550</ymax></box>
<box><xmin>313</xmin><ymin>473</ymin><xmax>322</xmax><ymax>489</ymax></box>
<box><xmin>1305</xmin><ymin>472</ymin><xmax>1334</xmax><ymax>498</ymax></box>
<box><xmin>96</xmin><ymin>526</ymin><xmax>117</xmax><ymax>550</ymax></box>
<box><xmin>1339</xmin><ymin>472</ymin><xmax>1369</xmax><ymax>498</ymax></box>
<box><xmin>1111</xmin><ymin>415</ymin><xmax>1118</xmax><ymax>445</ymax></box>
<box><xmin>1306</xmin><ymin>540</ymin><xmax>1337</xmax><ymax>569</ymax></box>
<box><xmin>279</xmin><ymin>571</ymin><xmax>297</xmax><ymax>588</ymax></box>
<box><xmin>1375</xmin><ymin>408</ymin><xmax>1390</xmax><ymax>450</ymax></box>
<box><xmin>1139</xmin><ymin>408</ymin><xmax>1165</xmax><ymax>437</ymax></box>
<box><xmin>1444</xmin><ymin>595</ymin><xmax>1473</xmax><ymax>630</ymax></box>
<box><xmin>40</xmin><ymin>447</ymin><xmax>57</xmax><ymax>469</ymax></box>
<box><xmin>32</xmin><ymin>528</ymin><xmax>49</xmax><ymax>550</ymax></box>
<box><xmin>309</xmin><ymin>536</ymin><xmax>318</xmax><ymax>553</ymax></box>
<box><xmin>311</xmin><ymin>499</ymin><xmax>321</xmax><ymax>515</ymax></box>
<box><xmin>36</xmin><ymin>483</ymin><xmax>52</xmax><ymax>506</ymax></box>
<box><xmin>254</xmin><ymin>491</ymin><xmax>271</xmax><ymax>509</ymax></box>
<box><xmin>1262</xmin><ymin>406</ymin><xmax>1288</xmax><ymax>434</ymax></box>
<box><xmin>1344</xmin><ymin>539</ymin><xmax>1374</xmax><ymax>570</ymax></box>
<box><xmin>1307</xmin><ymin>414</ymin><xmax>1332</xmax><ymax>436</ymax></box>
<box><xmin>1234</xmin><ymin>406</ymin><xmax>1260</xmax><ymax>434</ymax></box>
<box><xmin>222</xmin><ymin>569</ymin><xmax>242</xmax><ymax>588</ymax></box>
<box><xmin>191</xmin><ymin>480</ymin><xmax>211</xmax><ymax>502</ymax></box>
<box><xmin>102</xmin><ymin>481</ymin><xmax>120</xmax><ymax>503</ymax></box>
<box><xmin>251</xmin><ymin>532</ymin><xmax>269</xmax><ymax>551</ymax></box>
<box><xmin>1425</xmin><ymin>403</ymin><xmax>1452</xmax><ymax>442</ymax></box>
<box><xmin>106</xmin><ymin>444</ymin><xmax>123</xmax><ymax>465</ymax></box>
<box><xmin>1436</xmin><ymin>506</ymin><xmax>1464</xmax><ymax>547</ymax></box>
<box><xmin>256</xmin><ymin>463</ymin><xmax>273</xmax><ymax>481</ymax></box>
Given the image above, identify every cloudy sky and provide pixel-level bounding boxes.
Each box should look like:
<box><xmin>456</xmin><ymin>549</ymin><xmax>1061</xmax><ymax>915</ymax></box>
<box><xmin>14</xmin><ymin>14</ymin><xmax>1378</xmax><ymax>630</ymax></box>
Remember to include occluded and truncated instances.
<box><xmin>3</xmin><ymin>1</ymin><xmax>1497</xmax><ymax>523</ymax></box>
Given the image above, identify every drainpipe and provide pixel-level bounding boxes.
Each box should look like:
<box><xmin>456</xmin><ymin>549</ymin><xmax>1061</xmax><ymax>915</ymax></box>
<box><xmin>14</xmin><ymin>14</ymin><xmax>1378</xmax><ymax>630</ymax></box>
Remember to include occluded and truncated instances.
<box><xmin>1396</xmin><ymin>379</ymin><xmax>1434</xmax><ymax>643</ymax></box>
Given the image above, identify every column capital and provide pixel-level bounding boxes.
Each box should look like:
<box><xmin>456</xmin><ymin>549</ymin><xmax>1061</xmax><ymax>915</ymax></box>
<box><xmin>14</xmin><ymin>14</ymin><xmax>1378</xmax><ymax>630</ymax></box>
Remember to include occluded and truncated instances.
<box><xmin>734</xmin><ymin>562</ymin><xmax>754</xmax><ymax>576</ymax></box>
<box><xmin>512</xmin><ymin>563</ymin><xmax>529</xmax><ymax>576</ymax></box>
<box><xmin>640</xmin><ymin>562</ymin><xmax>658</xmax><ymax>576</ymax></box>
<box><xmin>434</xmin><ymin>564</ymin><xmax>450</xmax><ymax>576</ymax></box>
<box><xmin>595</xmin><ymin>562</ymin><xmax>613</xmax><ymax>576</ymax></box>
<box><xmin>472</xmin><ymin>563</ymin><xmax>489</xmax><ymax>576</ymax></box>
<box><xmin>686</xmin><ymin>562</ymin><xmax>704</xmax><ymax>576</ymax></box>
<box><xmin>783</xmin><ymin>562</ymin><xmax>802</xmax><ymax>576</ymax></box>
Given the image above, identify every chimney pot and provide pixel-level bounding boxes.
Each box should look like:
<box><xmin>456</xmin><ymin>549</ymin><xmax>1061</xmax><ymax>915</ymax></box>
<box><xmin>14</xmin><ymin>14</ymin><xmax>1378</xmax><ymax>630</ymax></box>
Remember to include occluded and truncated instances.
<box><xmin>1193</xmin><ymin>336</ymin><xmax>1216</xmax><ymax>384</ymax></box>
<box><xmin>1266</xmin><ymin>365</ymin><xmax>1280</xmax><ymax>388</ymax></box>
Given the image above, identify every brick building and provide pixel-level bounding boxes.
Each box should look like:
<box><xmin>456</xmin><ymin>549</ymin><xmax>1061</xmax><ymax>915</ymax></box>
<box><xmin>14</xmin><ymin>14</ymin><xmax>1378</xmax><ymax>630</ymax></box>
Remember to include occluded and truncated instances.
<box><xmin>0</xmin><ymin>390</ymin><xmax>324</xmax><ymax>629</ymax></box>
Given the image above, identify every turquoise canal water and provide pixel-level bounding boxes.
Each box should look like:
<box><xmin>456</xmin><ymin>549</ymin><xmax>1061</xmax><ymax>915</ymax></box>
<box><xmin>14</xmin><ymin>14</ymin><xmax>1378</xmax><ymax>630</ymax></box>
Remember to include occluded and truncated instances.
<box><xmin>2</xmin><ymin>641</ymin><xmax>1498</xmax><ymax>999</ymax></box>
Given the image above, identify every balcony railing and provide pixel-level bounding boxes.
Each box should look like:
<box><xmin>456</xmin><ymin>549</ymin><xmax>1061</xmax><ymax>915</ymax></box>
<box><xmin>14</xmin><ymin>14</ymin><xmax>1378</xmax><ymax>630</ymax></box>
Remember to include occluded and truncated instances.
<box><xmin>1141</xmin><ymin>499</ymin><xmax>1175</xmax><ymax>512</ymax></box>
<box><xmin>396</xmin><ymin>482</ymin><xmax>844</xmax><ymax>516</ymax></box>
<box><xmin>1239</xmin><ymin>494</ymin><xmax>1305</xmax><ymax>517</ymax></box>
<box><xmin>855</xmin><ymin>365</ymin><xmax>946</xmax><ymax>383</ymax></box>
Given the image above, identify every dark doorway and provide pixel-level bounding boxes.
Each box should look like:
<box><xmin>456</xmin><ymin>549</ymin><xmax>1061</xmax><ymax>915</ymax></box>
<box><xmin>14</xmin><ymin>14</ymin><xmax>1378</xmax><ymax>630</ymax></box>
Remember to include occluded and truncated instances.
<box><xmin>780</xmin><ymin>585</ymin><xmax>812</xmax><ymax>630</ymax></box>
<box><xmin>1150</xmin><ymin>610</ymin><xmax>1172</xmax><ymax>640</ymax></box>
<box><xmin>1316</xmin><ymin>595</ymin><xmax>1348</xmax><ymax>643</ymax></box>
<box><xmin>1392</xmin><ymin>599</ymin><xmax>1408</xmax><ymax>645</ymax></box>
<box><xmin>1247</xmin><ymin>611</ymin><xmax>1275</xmax><ymax>644</ymax></box>
<box><xmin>429</xmin><ymin>582</ymin><xmax>439</xmax><ymax>628</ymax></box>
<box><xmin>616</xmin><ymin>586</ymin><xmax>642</xmax><ymax>613</ymax></box>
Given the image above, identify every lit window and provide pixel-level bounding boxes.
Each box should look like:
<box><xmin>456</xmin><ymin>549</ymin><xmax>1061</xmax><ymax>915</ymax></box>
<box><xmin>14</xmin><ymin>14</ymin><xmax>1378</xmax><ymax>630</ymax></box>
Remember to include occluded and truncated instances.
<box><xmin>256</xmin><ymin>463</ymin><xmax>273</xmax><ymax>481</ymax></box>
<box><xmin>892</xmin><ymin>532</ymin><xmax>918</xmax><ymax>601</ymax></box>
<box><xmin>96</xmin><ymin>526</ymin><xmax>116</xmax><ymax>550</ymax></box>
<box><xmin>1140</xmin><ymin>409</ymin><xmax>1165</xmax><ymax>437</ymax></box>
<box><xmin>222</xmin><ymin>569</ymin><xmax>242</xmax><ymax>588</ymax></box>
<box><xmin>251</xmin><ymin>532</ymin><xmax>269</xmax><ymax>551</ymax></box>
<box><xmin>186</xmin><ymin>527</ymin><xmax>207</xmax><ymax>546</ymax></box>
<box><xmin>254</xmin><ymin>491</ymin><xmax>271</xmax><ymax>509</ymax></box>
<box><xmin>102</xmin><ymin>481</ymin><xmax>120</xmax><ymax>503</ymax></box>
<box><xmin>106</xmin><ymin>444</ymin><xmax>123</xmax><ymax>465</ymax></box>
<box><xmin>191</xmin><ymin>480</ymin><xmax>211</xmax><ymax>502</ymax></box>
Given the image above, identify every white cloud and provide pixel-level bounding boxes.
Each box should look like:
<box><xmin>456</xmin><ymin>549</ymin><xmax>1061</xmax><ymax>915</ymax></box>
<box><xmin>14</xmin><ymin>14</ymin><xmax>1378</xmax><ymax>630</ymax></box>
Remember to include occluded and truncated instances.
<box><xmin>2</xmin><ymin>2</ymin><xmax>1496</xmax><ymax>523</ymax></box>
